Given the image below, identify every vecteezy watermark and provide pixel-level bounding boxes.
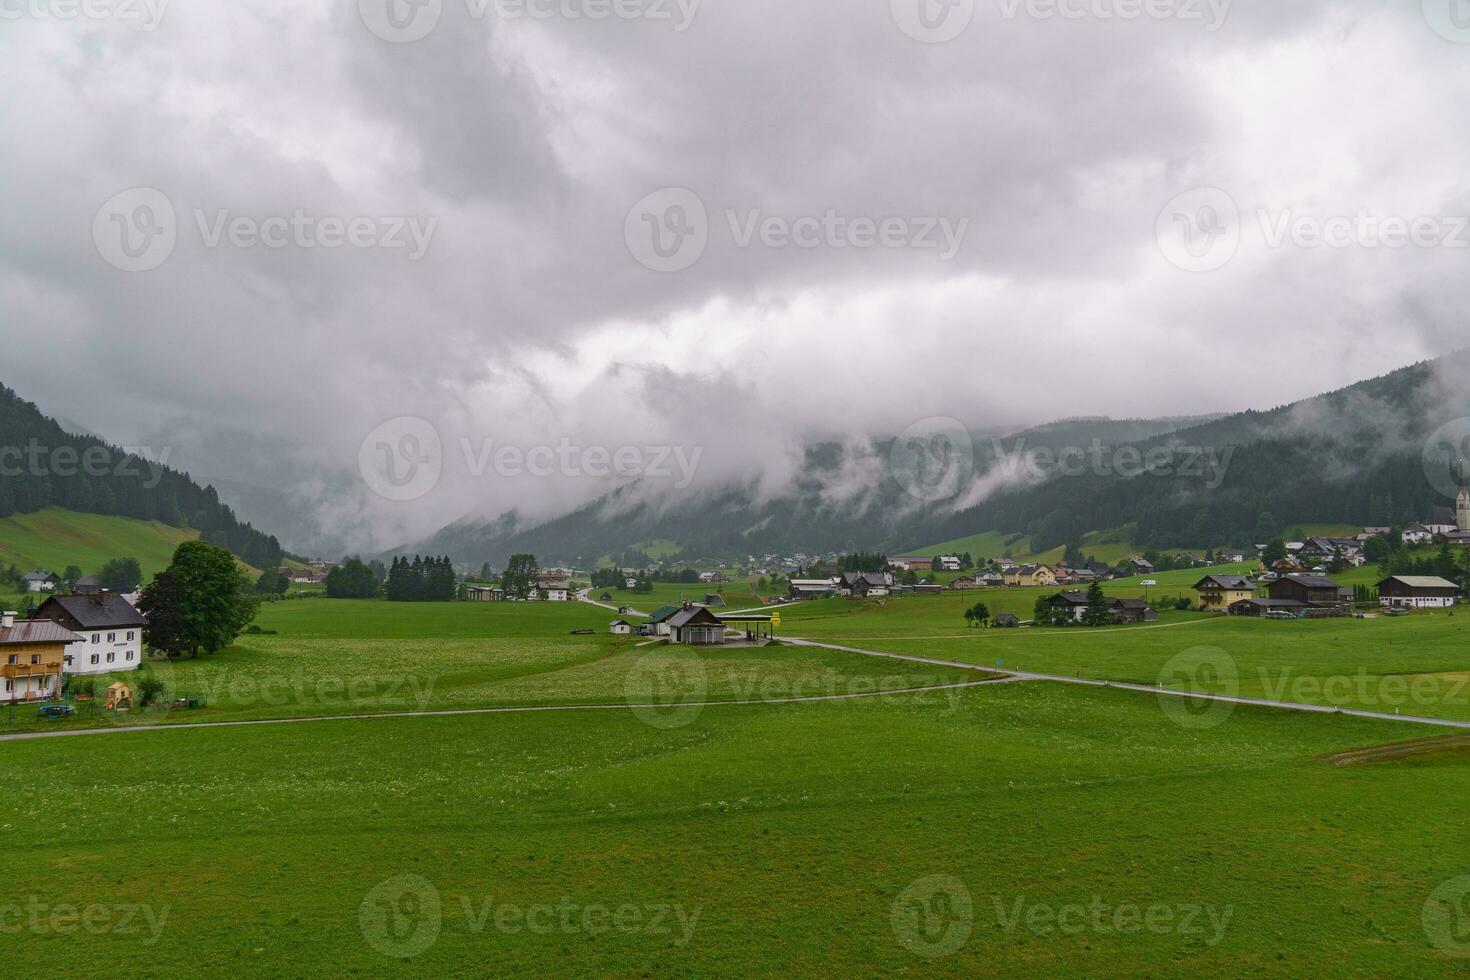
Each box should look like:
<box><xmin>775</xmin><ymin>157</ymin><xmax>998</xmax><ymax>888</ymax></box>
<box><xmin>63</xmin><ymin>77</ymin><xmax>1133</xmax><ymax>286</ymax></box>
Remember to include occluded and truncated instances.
<box><xmin>988</xmin><ymin>437</ymin><xmax>1234</xmax><ymax>489</ymax></box>
<box><xmin>0</xmin><ymin>898</ymin><xmax>170</xmax><ymax>943</ymax></box>
<box><xmin>720</xmin><ymin>668</ymin><xmax>969</xmax><ymax>716</ymax></box>
<box><xmin>1422</xmin><ymin>0</ymin><xmax>1470</xmax><ymax>44</ymax></box>
<box><xmin>889</xmin><ymin>417</ymin><xmax>976</xmax><ymax>503</ymax></box>
<box><xmin>0</xmin><ymin>0</ymin><xmax>168</xmax><ymax>29</ymax></box>
<box><xmin>890</xmin><ymin>0</ymin><xmax>975</xmax><ymax>42</ymax></box>
<box><xmin>0</xmin><ymin>441</ymin><xmax>174</xmax><ymax>489</ymax></box>
<box><xmin>188</xmin><ymin>667</ymin><xmax>438</xmax><ymax>713</ymax></box>
<box><xmin>1422</xmin><ymin>418</ymin><xmax>1470</xmax><ymax>503</ymax></box>
<box><xmin>625</xmin><ymin>650</ymin><xmax>708</xmax><ymax>730</ymax></box>
<box><xmin>992</xmin><ymin>894</ymin><xmax>1233</xmax><ymax>945</ymax></box>
<box><xmin>357</xmin><ymin>0</ymin><xmax>699</xmax><ymax>44</ymax></box>
<box><xmin>1158</xmin><ymin>187</ymin><xmax>1470</xmax><ymax>273</ymax></box>
<box><xmin>1156</xmin><ymin>187</ymin><xmax>1240</xmax><ymax>273</ymax></box>
<box><xmin>996</xmin><ymin>0</ymin><xmax>1231</xmax><ymax>30</ymax></box>
<box><xmin>358</xmin><ymin>417</ymin><xmax>705</xmax><ymax>503</ymax></box>
<box><xmin>358</xmin><ymin>876</ymin><xmax>701</xmax><ymax>959</ymax></box>
<box><xmin>624</xmin><ymin>188</ymin><xmax>970</xmax><ymax>273</ymax></box>
<box><xmin>891</xmin><ymin>875</ymin><xmax>974</xmax><ymax>958</ymax></box>
<box><xmin>1424</xmin><ymin>876</ymin><xmax>1470</xmax><ymax>958</ymax></box>
<box><xmin>1156</xmin><ymin>647</ymin><xmax>1238</xmax><ymax>730</ymax></box>
<box><xmin>93</xmin><ymin>188</ymin><xmax>437</xmax><ymax>272</ymax></box>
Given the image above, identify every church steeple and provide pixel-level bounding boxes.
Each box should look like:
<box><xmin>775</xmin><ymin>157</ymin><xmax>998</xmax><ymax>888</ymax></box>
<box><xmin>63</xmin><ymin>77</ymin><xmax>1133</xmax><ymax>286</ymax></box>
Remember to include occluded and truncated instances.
<box><xmin>1458</xmin><ymin>459</ymin><xmax>1470</xmax><ymax>533</ymax></box>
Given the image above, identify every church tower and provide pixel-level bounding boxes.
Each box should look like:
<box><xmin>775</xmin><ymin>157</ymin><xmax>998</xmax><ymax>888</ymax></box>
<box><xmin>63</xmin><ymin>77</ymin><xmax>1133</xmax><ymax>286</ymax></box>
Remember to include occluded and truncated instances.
<box><xmin>1459</xmin><ymin>460</ymin><xmax>1470</xmax><ymax>532</ymax></box>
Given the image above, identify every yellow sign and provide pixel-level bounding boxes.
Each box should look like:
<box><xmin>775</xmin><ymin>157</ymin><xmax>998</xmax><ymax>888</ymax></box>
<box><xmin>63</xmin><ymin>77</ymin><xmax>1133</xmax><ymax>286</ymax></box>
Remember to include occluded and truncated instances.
<box><xmin>771</xmin><ymin>613</ymin><xmax>781</xmax><ymax>627</ymax></box>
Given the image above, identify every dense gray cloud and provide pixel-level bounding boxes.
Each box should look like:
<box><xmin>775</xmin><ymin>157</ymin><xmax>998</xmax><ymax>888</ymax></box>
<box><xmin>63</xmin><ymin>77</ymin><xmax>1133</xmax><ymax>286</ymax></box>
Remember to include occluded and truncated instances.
<box><xmin>1</xmin><ymin>0</ymin><xmax>1467</xmax><ymax>553</ymax></box>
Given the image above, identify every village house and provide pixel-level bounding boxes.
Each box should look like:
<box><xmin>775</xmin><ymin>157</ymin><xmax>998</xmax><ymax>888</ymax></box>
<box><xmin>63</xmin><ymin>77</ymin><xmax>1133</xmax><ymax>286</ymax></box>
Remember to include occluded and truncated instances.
<box><xmin>841</xmin><ymin>571</ymin><xmax>894</xmax><ymax>598</ymax></box>
<box><xmin>465</xmin><ymin>585</ymin><xmax>505</xmax><ymax>602</ymax></box>
<box><xmin>1425</xmin><ymin>507</ymin><xmax>1461</xmax><ymax>537</ymax></box>
<box><xmin>0</xmin><ymin>611</ymin><xmax>76</xmax><ymax>703</ymax></box>
<box><xmin>948</xmin><ymin>576</ymin><xmax>983</xmax><ymax>591</ymax></box>
<box><xmin>1402</xmin><ymin>524</ymin><xmax>1434</xmax><ymax>546</ymax></box>
<box><xmin>889</xmin><ymin>557</ymin><xmax>933</xmax><ymax>573</ymax></box>
<box><xmin>1215</xmin><ymin>549</ymin><xmax>1247</xmax><ymax>565</ymax></box>
<box><xmin>23</xmin><ymin>571</ymin><xmax>59</xmax><ymax>593</ymax></box>
<box><xmin>937</xmin><ymin>556</ymin><xmax>963</xmax><ymax>572</ymax></box>
<box><xmin>1122</xmin><ymin>556</ymin><xmax>1154</xmax><ymax>577</ymax></box>
<box><xmin>1110</xmin><ymin>598</ymin><xmax>1159</xmax><ymax>624</ymax></box>
<box><xmin>31</xmin><ymin>594</ymin><xmax>147</xmax><ymax>677</ymax></box>
<box><xmin>1193</xmin><ymin>574</ymin><xmax>1257</xmax><ymax>612</ymax></box>
<box><xmin>1377</xmin><ymin>576</ymin><xmax>1460</xmax><ymax>610</ymax></box>
<box><xmin>535</xmin><ymin>574</ymin><xmax>571</xmax><ymax>602</ymax></box>
<box><xmin>609</xmin><ymin>619</ymin><xmax>635</xmax><ymax>636</ymax></box>
<box><xmin>646</xmin><ymin>606</ymin><xmax>682</xmax><ymax>637</ymax></box>
<box><xmin>1046</xmin><ymin>591</ymin><xmax>1094</xmax><ymax>623</ymax></box>
<box><xmin>1004</xmin><ymin>565</ymin><xmax>1057</xmax><ymax>588</ymax></box>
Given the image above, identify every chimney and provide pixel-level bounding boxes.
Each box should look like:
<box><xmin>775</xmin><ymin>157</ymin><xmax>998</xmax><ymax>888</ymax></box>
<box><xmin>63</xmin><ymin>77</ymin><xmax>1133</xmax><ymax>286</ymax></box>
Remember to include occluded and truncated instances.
<box><xmin>1</xmin><ymin>612</ymin><xmax>14</xmax><ymax>630</ymax></box>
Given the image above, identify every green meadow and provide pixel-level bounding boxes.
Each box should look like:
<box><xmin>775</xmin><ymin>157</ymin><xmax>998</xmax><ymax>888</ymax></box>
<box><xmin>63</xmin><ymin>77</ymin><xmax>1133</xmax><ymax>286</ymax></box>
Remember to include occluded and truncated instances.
<box><xmin>4</xmin><ymin>588</ymin><xmax>1470</xmax><ymax>975</ymax></box>
<box><xmin>0</xmin><ymin>507</ymin><xmax>199</xmax><ymax>579</ymax></box>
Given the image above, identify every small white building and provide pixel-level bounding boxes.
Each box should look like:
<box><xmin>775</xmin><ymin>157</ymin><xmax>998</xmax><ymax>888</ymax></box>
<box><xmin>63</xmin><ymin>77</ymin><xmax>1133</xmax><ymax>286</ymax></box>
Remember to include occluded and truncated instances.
<box><xmin>938</xmin><ymin>556</ymin><xmax>963</xmax><ymax>572</ymax></box>
<box><xmin>1402</xmin><ymin>524</ymin><xmax>1434</xmax><ymax>546</ymax></box>
<box><xmin>609</xmin><ymin>619</ymin><xmax>634</xmax><ymax>635</ymax></box>
<box><xmin>23</xmin><ymin>571</ymin><xmax>59</xmax><ymax>593</ymax></box>
<box><xmin>30</xmin><ymin>594</ymin><xmax>146</xmax><ymax>677</ymax></box>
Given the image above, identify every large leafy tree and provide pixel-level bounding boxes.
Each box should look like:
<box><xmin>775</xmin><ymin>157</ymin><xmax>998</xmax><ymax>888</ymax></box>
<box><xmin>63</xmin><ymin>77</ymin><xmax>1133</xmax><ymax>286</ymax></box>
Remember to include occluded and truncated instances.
<box><xmin>500</xmin><ymin>554</ymin><xmax>539</xmax><ymax>601</ymax></box>
<box><xmin>138</xmin><ymin>541</ymin><xmax>257</xmax><ymax>658</ymax></box>
<box><xmin>326</xmin><ymin>557</ymin><xmax>380</xmax><ymax>599</ymax></box>
<box><xmin>98</xmin><ymin>556</ymin><xmax>142</xmax><ymax>592</ymax></box>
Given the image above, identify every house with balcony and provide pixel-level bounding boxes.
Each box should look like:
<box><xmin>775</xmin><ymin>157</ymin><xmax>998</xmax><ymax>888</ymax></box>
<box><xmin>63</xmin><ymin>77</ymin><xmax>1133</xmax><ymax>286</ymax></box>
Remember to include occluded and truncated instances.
<box><xmin>1193</xmin><ymin>574</ymin><xmax>1257</xmax><ymax>612</ymax></box>
<box><xmin>31</xmin><ymin>594</ymin><xmax>146</xmax><ymax>677</ymax></box>
<box><xmin>0</xmin><ymin>611</ymin><xmax>77</xmax><ymax>703</ymax></box>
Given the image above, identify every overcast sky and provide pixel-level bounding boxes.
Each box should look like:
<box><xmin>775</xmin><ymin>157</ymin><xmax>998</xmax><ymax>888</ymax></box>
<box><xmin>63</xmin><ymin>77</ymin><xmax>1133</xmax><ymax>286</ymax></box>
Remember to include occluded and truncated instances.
<box><xmin>3</xmin><ymin>0</ymin><xmax>1469</xmax><ymax>552</ymax></box>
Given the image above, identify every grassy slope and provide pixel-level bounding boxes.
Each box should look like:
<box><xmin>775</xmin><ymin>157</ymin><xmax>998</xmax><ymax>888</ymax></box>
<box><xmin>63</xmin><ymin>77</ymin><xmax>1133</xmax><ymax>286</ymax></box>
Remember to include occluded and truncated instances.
<box><xmin>0</xmin><ymin>507</ymin><xmax>198</xmax><ymax>578</ymax></box>
<box><xmin>2</xmin><ymin>682</ymin><xmax>1467</xmax><ymax>975</ymax></box>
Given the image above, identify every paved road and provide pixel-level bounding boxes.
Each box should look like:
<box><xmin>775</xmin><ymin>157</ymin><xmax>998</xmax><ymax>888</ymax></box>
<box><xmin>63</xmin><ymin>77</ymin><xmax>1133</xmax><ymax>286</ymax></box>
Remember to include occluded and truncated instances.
<box><xmin>781</xmin><ymin>637</ymin><xmax>1470</xmax><ymax>732</ymax></box>
<box><xmin>0</xmin><ymin>678</ymin><xmax>1016</xmax><ymax>743</ymax></box>
<box><xmin>576</xmin><ymin>590</ymin><xmax>648</xmax><ymax>618</ymax></box>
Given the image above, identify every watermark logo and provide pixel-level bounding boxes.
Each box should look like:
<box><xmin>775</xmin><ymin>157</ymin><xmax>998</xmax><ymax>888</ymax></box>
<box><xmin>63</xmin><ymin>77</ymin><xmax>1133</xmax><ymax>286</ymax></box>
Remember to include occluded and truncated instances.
<box><xmin>1422</xmin><ymin>418</ymin><xmax>1470</xmax><ymax>502</ymax></box>
<box><xmin>0</xmin><ymin>0</ymin><xmax>169</xmax><ymax>28</ymax></box>
<box><xmin>1156</xmin><ymin>187</ymin><xmax>1239</xmax><ymax>273</ymax></box>
<box><xmin>1423</xmin><ymin>0</ymin><xmax>1470</xmax><ymax>43</ymax></box>
<box><xmin>1424</xmin><ymin>876</ymin><xmax>1470</xmax><ymax>957</ymax></box>
<box><xmin>625</xmin><ymin>187</ymin><xmax>709</xmax><ymax>273</ymax></box>
<box><xmin>624</xmin><ymin>650</ymin><xmax>708</xmax><ymax>729</ymax></box>
<box><xmin>890</xmin><ymin>0</ymin><xmax>975</xmax><ymax>43</ymax></box>
<box><xmin>0</xmin><ymin>898</ymin><xmax>170</xmax><ymax>942</ymax></box>
<box><xmin>889</xmin><ymin>417</ymin><xmax>975</xmax><ymax>503</ymax></box>
<box><xmin>891</xmin><ymin>875</ymin><xmax>974</xmax><ymax>958</ymax></box>
<box><xmin>358</xmin><ymin>0</ymin><xmax>443</xmax><ymax>43</ymax></box>
<box><xmin>93</xmin><ymin>187</ymin><xmax>176</xmax><ymax>272</ymax></box>
<box><xmin>993</xmin><ymin>894</ymin><xmax>1233</xmax><ymax>944</ymax></box>
<box><xmin>1157</xmin><ymin>646</ymin><xmax>1238</xmax><ymax>730</ymax></box>
<box><xmin>359</xmin><ymin>417</ymin><xmax>444</xmax><ymax>502</ymax></box>
<box><xmin>360</xmin><ymin>875</ymin><xmax>443</xmax><ymax>959</ymax></box>
<box><xmin>996</xmin><ymin>0</ymin><xmax>1230</xmax><ymax>30</ymax></box>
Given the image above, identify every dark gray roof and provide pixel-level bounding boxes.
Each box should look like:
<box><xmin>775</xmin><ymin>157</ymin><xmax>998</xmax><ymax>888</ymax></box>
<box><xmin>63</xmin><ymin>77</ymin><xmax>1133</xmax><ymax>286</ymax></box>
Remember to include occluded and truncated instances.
<box><xmin>33</xmin><ymin>594</ymin><xmax>147</xmax><ymax>630</ymax></box>
<box><xmin>23</xmin><ymin>571</ymin><xmax>57</xmax><ymax>582</ymax></box>
<box><xmin>1195</xmin><ymin>575</ymin><xmax>1255</xmax><ymax>590</ymax></box>
<box><xmin>668</xmin><ymin>607</ymin><xmax>722</xmax><ymax>629</ymax></box>
<box><xmin>1282</xmin><ymin>575</ymin><xmax>1339</xmax><ymax>589</ymax></box>
<box><xmin>0</xmin><ymin>620</ymin><xmax>80</xmax><ymax>645</ymax></box>
<box><xmin>646</xmin><ymin>605</ymin><xmax>682</xmax><ymax>624</ymax></box>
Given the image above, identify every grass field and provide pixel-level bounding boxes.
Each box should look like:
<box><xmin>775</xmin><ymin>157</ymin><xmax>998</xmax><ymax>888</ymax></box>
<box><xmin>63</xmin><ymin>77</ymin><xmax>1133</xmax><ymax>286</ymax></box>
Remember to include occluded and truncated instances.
<box><xmin>7</xmin><ymin>579</ymin><xmax>1470</xmax><ymax>974</ymax></box>
<box><xmin>4</xmin><ymin>675</ymin><xmax>1469</xmax><ymax>974</ymax></box>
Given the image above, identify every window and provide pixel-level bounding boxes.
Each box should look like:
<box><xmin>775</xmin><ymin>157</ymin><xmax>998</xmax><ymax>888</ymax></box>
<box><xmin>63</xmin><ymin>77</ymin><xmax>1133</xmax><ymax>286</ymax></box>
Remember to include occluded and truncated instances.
<box><xmin>106</xmin><ymin>652</ymin><xmax>115</xmax><ymax>663</ymax></box>
<box><xmin>5</xmin><ymin>654</ymin><xmax>14</xmax><ymax>665</ymax></box>
<box><xmin>3</xmin><ymin>681</ymin><xmax>9</xmax><ymax>694</ymax></box>
<box><xmin>128</xmin><ymin>631</ymin><xmax>135</xmax><ymax>641</ymax></box>
<box><xmin>30</xmin><ymin>654</ymin><xmax>40</xmax><ymax>665</ymax></box>
<box><xmin>64</xmin><ymin>656</ymin><xmax>72</xmax><ymax>666</ymax></box>
<box><xmin>108</xmin><ymin>633</ymin><xmax>116</xmax><ymax>643</ymax></box>
<box><xmin>126</xmin><ymin>652</ymin><xmax>135</xmax><ymax>661</ymax></box>
<box><xmin>91</xmin><ymin>634</ymin><xmax>99</xmax><ymax>644</ymax></box>
<box><xmin>90</xmin><ymin>654</ymin><xmax>99</xmax><ymax>665</ymax></box>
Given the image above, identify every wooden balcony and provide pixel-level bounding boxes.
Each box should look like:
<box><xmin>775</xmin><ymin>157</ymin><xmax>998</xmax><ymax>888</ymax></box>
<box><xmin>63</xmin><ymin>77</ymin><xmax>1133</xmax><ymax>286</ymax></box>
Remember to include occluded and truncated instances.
<box><xmin>1</xmin><ymin>662</ymin><xmax>64</xmax><ymax>680</ymax></box>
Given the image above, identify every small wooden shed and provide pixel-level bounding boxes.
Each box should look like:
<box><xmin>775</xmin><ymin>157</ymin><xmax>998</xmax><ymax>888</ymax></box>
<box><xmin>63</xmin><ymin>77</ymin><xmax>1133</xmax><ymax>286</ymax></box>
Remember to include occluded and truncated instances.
<box><xmin>104</xmin><ymin>682</ymin><xmax>133</xmax><ymax>711</ymax></box>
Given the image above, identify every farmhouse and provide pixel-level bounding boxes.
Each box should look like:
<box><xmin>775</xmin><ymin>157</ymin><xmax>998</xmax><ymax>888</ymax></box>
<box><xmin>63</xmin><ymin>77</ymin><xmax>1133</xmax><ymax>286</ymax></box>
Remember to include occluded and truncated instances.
<box><xmin>1122</xmin><ymin>557</ymin><xmax>1154</xmax><ymax>576</ymax></box>
<box><xmin>1268</xmin><ymin>574</ymin><xmax>1349</xmax><ymax>608</ymax></box>
<box><xmin>1004</xmin><ymin>565</ymin><xmax>1057</xmax><ymax>588</ymax></box>
<box><xmin>646</xmin><ymin>605</ymin><xmax>682</xmax><ymax>637</ymax></box>
<box><xmin>1047</xmin><ymin>591</ymin><xmax>1094</xmax><ymax>623</ymax></box>
<box><xmin>889</xmin><ymin>557</ymin><xmax>932</xmax><ymax>572</ymax></box>
<box><xmin>1193</xmin><ymin>574</ymin><xmax>1257</xmax><ymax>612</ymax></box>
<box><xmin>841</xmin><ymin>572</ymin><xmax>894</xmax><ymax>597</ymax></box>
<box><xmin>788</xmin><ymin>578</ymin><xmax>837</xmax><ymax>600</ymax></box>
<box><xmin>1402</xmin><ymin>524</ymin><xmax>1434</xmax><ymax>546</ymax></box>
<box><xmin>609</xmin><ymin>620</ymin><xmax>635</xmax><ymax>635</ymax></box>
<box><xmin>0</xmin><ymin>611</ymin><xmax>76</xmax><ymax>703</ymax></box>
<box><xmin>31</xmin><ymin>594</ymin><xmax>147</xmax><ymax>676</ymax></box>
<box><xmin>23</xmin><ymin>571</ymin><xmax>59</xmax><ymax>593</ymax></box>
<box><xmin>1109</xmin><ymin>599</ymin><xmax>1159</xmax><ymax>624</ymax></box>
<box><xmin>1377</xmin><ymin>576</ymin><xmax>1460</xmax><ymax>610</ymax></box>
<box><xmin>536</xmin><ymin>575</ymin><xmax>571</xmax><ymax>602</ymax></box>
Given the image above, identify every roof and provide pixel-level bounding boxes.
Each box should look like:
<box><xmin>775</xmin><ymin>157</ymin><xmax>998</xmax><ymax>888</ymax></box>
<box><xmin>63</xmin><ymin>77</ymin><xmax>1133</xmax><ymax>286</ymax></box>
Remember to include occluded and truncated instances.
<box><xmin>1232</xmin><ymin>598</ymin><xmax>1308</xmax><ymax>608</ymax></box>
<box><xmin>668</xmin><ymin>606</ymin><xmax>723</xmax><ymax>629</ymax></box>
<box><xmin>609</xmin><ymin>619</ymin><xmax>633</xmax><ymax>627</ymax></box>
<box><xmin>23</xmin><ymin>571</ymin><xmax>57</xmax><ymax>582</ymax></box>
<box><xmin>646</xmin><ymin>605</ymin><xmax>683</xmax><ymax>624</ymax></box>
<box><xmin>33</xmin><ymin>594</ymin><xmax>147</xmax><ymax>630</ymax></box>
<box><xmin>1048</xmin><ymin>591</ymin><xmax>1091</xmax><ymax>606</ymax></box>
<box><xmin>1194</xmin><ymin>575</ymin><xmax>1255</xmax><ymax>590</ymax></box>
<box><xmin>0</xmin><ymin>620</ymin><xmax>81</xmax><ymax>646</ymax></box>
<box><xmin>1380</xmin><ymin>576</ymin><xmax>1460</xmax><ymax>591</ymax></box>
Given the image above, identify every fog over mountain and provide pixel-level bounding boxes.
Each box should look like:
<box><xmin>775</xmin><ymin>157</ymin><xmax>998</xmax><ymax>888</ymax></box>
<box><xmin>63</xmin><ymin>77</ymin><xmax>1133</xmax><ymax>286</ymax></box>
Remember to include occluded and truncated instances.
<box><xmin>4</xmin><ymin>1</ymin><xmax>1470</xmax><ymax>555</ymax></box>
